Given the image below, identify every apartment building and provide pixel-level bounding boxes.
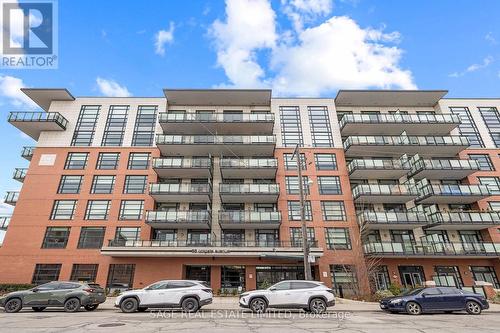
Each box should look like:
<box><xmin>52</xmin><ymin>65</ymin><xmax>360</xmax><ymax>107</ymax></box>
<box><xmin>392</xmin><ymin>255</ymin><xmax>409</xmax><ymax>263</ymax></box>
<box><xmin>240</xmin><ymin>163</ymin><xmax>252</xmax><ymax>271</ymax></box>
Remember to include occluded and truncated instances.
<box><xmin>0</xmin><ymin>88</ymin><xmax>499</xmax><ymax>296</ymax></box>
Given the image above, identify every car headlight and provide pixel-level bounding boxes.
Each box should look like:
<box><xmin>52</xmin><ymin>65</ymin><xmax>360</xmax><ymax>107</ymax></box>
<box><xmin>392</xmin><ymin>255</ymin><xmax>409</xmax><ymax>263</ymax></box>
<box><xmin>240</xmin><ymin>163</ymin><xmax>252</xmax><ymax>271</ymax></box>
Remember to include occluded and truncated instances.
<box><xmin>390</xmin><ymin>298</ymin><xmax>403</xmax><ymax>304</ymax></box>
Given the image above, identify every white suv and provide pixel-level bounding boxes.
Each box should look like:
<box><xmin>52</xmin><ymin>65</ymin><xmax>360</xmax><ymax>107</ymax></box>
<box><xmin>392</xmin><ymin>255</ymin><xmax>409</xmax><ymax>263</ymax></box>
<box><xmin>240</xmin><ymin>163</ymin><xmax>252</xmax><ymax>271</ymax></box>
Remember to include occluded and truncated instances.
<box><xmin>115</xmin><ymin>280</ymin><xmax>212</xmax><ymax>313</ymax></box>
<box><xmin>239</xmin><ymin>280</ymin><xmax>335</xmax><ymax>314</ymax></box>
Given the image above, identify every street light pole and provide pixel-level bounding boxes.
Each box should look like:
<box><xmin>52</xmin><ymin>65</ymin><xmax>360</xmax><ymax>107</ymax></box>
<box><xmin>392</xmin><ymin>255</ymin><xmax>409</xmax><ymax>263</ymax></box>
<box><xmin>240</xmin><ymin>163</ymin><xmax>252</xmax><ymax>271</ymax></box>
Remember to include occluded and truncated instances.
<box><xmin>292</xmin><ymin>144</ymin><xmax>313</xmax><ymax>281</ymax></box>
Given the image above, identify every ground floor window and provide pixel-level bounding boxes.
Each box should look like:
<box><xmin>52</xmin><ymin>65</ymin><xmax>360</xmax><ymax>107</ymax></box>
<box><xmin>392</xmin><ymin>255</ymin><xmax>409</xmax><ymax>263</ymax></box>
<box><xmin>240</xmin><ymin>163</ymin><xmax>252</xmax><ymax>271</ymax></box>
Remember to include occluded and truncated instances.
<box><xmin>470</xmin><ymin>266</ymin><xmax>500</xmax><ymax>288</ymax></box>
<box><xmin>256</xmin><ymin>266</ymin><xmax>304</xmax><ymax>289</ymax></box>
<box><xmin>185</xmin><ymin>265</ymin><xmax>210</xmax><ymax>284</ymax></box>
<box><xmin>70</xmin><ymin>264</ymin><xmax>99</xmax><ymax>282</ymax></box>
<box><xmin>106</xmin><ymin>264</ymin><xmax>135</xmax><ymax>290</ymax></box>
<box><xmin>433</xmin><ymin>266</ymin><xmax>463</xmax><ymax>287</ymax></box>
<box><xmin>32</xmin><ymin>264</ymin><xmax>62</xmax><ymax>285</ymax></box>
<box><xmin>330</xmin><ymin>265</ymin><xmax>358</xmax><ymax>298</ymax></box>
<box><xmin>372</xmin><ymin>265</ymin><xmax>390</xmax><ymax>291</ymax></box>
<box><xmin>398</xmin><ymin>266</ymin><xmax>425</xmax><ymax>289</ymax></box>
<box><xmin>221</xmin><ymin>266</ymin><xmax>245</xmax><ymax>293</ymax></box>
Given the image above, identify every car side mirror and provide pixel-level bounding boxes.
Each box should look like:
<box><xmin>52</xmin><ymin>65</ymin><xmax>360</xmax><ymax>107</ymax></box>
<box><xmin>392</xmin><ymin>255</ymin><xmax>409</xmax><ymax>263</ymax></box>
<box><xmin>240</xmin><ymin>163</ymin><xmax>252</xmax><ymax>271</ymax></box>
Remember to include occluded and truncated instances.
<box><xmin>269</xmin><ymin>287</ymin><xmax>276</xmax><ymax>291</ymax></box>
<box><xmin>421</xmin><ymin>293</ymin><xmax>427</xmax><ymax>298</ymax></box>
<box><xmin>32</xmin><ymin>288</ymin><xmax>39</xmax><ymax>293</ymax></box>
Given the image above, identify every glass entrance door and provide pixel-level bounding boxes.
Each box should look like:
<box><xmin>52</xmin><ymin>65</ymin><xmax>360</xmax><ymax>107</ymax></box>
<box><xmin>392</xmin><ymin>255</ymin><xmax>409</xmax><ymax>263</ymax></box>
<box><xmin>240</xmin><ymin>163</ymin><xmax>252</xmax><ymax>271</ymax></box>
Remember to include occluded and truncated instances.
<box><xmin>185</xmin><ymin>265</ymin><xmax>211</xmax><ymax>284</ymax></box>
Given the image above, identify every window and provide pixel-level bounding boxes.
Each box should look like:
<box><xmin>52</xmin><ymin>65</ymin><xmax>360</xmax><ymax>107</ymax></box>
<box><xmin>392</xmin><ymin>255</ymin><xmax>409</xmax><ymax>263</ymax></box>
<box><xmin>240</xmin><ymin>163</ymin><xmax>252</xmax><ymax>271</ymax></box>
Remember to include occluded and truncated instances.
<box><xmin>331</xmin><ymin>265</ymin><xmax>358</xmax><ymax>298</ymax></box>
<box><xmin>70</xmin><ymin>264</ymin><xmax>98</xmax><ymax>282</ymax></box>
<box><xmin>478</xmin><ymin>107</ymin><xmax>500</xmax><ymax>147</ymax></box>
<box><xmin>308</xmin><ymin>106</ymin><xmax>333</xmax><ymax>147</ymax></box>
<box><xmin>78</xmin><ymin>227</ymin><xmax>106</xmax><ymax>249</ymax></box>
<box><xmin>469</xmin><ymin>154</ymin><xmax>494</xmax><ymax>171</ymax></box>
<box><xmin>336</xmin><ymin>110</ymin><xmax>352</xmax><ymax>122</ymax></box>
<box><xmin>489</xmin><ymin>202</ymin><xmax>500</xmax><ymax>211</ymax></box>
<box><xmin>280</xmin><ymin>106</ymin><xmax>303</xmax><ymax>147</ymax></box>
<box><xmin>325</xmin><ymin>228</ymin><xmax>351</xmax><ymax>250</ymax></box>
<box><xmin>128</xmin><ymin>152</ymin><xmax>150</xmax><ymax>169</ymax></box>
<box><xmin>119</xmin><ymin>200</ymin><xmax>144</xmax><ymax>220</ymax></box>
<box><xmin>71</xmin><ymin>105</ymin><xmax>100</xmax><ymax>146</ymax></box>
<box><xmin>289</xmin><ymin>227</ymin><xmax>315</xmax><ymax>247</ymax></box>
<box><xmin>42</xmin><ymin>227</ymin><xmax>70</xmax><ymax>249</ymax></box>
<box><xmin>123</xmin><ymin>175</ymin><xmax>148</xmax><ymax>194</ymax></box>
<box><xmin>315</xmin><ymin>153</ymin><xmax>337</xmax><ymax>170</ymax></box>
<box><xmin>50</xmin><ymin>200</ymin><xmax>77</xmax><ymax>220</ymax></box>
<box><xmin>32</xmin><ymin>264</ymin><xmax>62</xmax><ymax>285</ymax></box>
<box><xmin>57</xmin><ymin>175</ymin><xmax>83</xmax><ymax>194</ymax></box>
<box><xmin>287</xmin><ymin>201</ymin><xmax>312</xmax><ymax>221</ymax></box>
<box><xmin>478</xmin><ymin>176</ymin><xmax>500</xmax><ymax>195</ymax></box>
<box><xmin>106</xmin><ymin>264</ymin><xmax>135</xmax><ymax>289</ymax></box>
<box><xmin>285</xmin><ymin>176</ymin><xmax>310</xmax><ymax>195</ymax></box>
<box><xmin>64</xmin><ymin>153</ymin><xmax>88</xmax><ymax>169</ymax></box>
<box><xmin>114</xmin><ymin>227</ymin><xmax>141</xmax><ymax>242</ymax></box>
<box><xmin>470</xmin><ymin>266</ymin><xmax>500</xmax><ymax>289</ymax></box>
<box><xmin>91</xmin><ymin>175</ymin><xmax>116</xmax><ymax>194</ymax></box>
<box><xmin>85</xmin><ymin>200</ymin><xmax>111</xmax><ymax>220</ymax></box>
<box><xmin>101</xmin><ymin>105</ymin><xmax>129</xmax><ymax>146</ymax></box>
<box><xmin>321</xmin><ymin>201</ymin><xmax>346</xmax><ymax>221</ymax></box>
<box><xmin>318</xmin><ymin>176</ymin><xmax>342</xmax><ymax>194</ymax></box>
<box><xmin>283</xmin><ymin>153</ymin><xmax>306</xmax><ymax>170</ymax></box>
<box><xmin>96</xmin><ymin>153</ymin><xmax>120</xmax><ymax>169</ymax></box>
<box><xmin>450</xmin><ymin>107</ymin><xmax>484</xmax><ymax>148</ymax></box>
<box><xmin>132</xmin><ymin>105</ymin><xmax>158</xmax><ymax>146</ymax></box>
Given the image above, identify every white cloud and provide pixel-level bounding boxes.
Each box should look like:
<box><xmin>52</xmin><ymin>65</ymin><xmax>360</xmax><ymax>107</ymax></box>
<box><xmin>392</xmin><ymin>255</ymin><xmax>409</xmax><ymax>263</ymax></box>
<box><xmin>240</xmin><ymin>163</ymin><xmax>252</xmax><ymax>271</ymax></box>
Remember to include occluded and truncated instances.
<box><xmin>449</xmin><ymin>56</ymin><xmax>493</xmax><ymax>78</ymax></box>
<box><xmin>282</xmin><ymin>0</ymin><xmax>333</xmax><ymax>31</ymax></box>
<box><xmin>485</xmin><ymin>32</ymin><xmax>496</xmax><ymax>45</ymax></box>
<box><xmin>0</xmin><ymin>74</ymin><xmax>37</xmax><ymax>108</ymax></box>
<box><xmin>154</xmin><ymin>22</ymin><xmax>175</xmax><ymax>56</ymax></box>
<box><xmin>96</xmin><ymin>77</ymin><xmax>132</xmax><ymax>97</ymax></box>
<box><xmin>210</xmin><ymin>0</ymin><xmax>416</xmax><ymax>96</ymax></box>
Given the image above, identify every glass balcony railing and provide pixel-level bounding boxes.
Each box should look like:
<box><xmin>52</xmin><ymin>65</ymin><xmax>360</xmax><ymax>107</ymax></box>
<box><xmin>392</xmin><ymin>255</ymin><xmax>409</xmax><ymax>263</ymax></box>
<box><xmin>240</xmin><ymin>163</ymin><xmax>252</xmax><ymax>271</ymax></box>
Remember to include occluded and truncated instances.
<box><xmin>152</xmin><ymin>157</ymin><xmax>212</xmax><ymax>169</ymax></box>
<box><xmin>344</xmin><ymin>135</ymin><xmax>469</xmax><ymax>149</ymax></box>
<box><xmin>159</xmin><ymin>113</ymin><xmax>274</xmax><ymax>123</ymax></box>
<box><xmin>340</xmin><ymin>113</ymin><xmax>461</xmax><ymax>128</ymax></box>
<box><xmin>352</xmin><ymin>184</ymin><xmax>418</xmax><ymax>198</ymax></box>
<box><xmin>21</xmin><ymin>146</ymin><xmax>35</xmax><ymax>160</ymax></box>
<box><xmin>149</xmin><ymin>183</ymin><xmax>212</xmax><ymax>195</ymax></box>
<box><xmin>410</xmin><ymin>159</ymin><xmax>480</xmax><ymax>175</ymax></box>
<box><xmin>218</xmin><ymin>211</ymin><xmax>281</xmax><ymax>224</ymax></box>
<box><xmin>428</xmin><ymin>211</ymin><xmax>500</xmax><ymax>225</ymax></box>
<box><xmin>8</xmin><ymin>112</ymin><xmax>68</xmax><ymax>128</ymax></box>
<box><xmin>12</xmin><ymin>168</ymin><xmax>27</xmax><ymax>182</ymax></box>
<box><xmin>4</xmin><ymin>191</ymin><xmax>19</xmax><ymax>204</ymax></box>
<box><xmin>106</xmin><ymin>239</ymin><xmax>319</xmax><ymax>248</ymax></box>
<box><xmin>219</xmin><ymin>184</ymin><xmax>280</xmax><ymax>195</ymax></box>
<box><xmin>418</xmin><ymin>184</ymin><xmax>491</xmax><ymax>198</ymax></box>
<box><xmin>363</xmin><ymin>241</ymin><xmax>500</xmax><ymax>256</ymax></box>
<box><xmin>0</xmin><ymin>217</ymin><xmax>10</xmax><ymax>229</ymax></box>
<box><xmin>220</xmin><ymin>158</ymin><xmax>277</xmax><ymax>169</ymax></box>
<box><xmin>156</xmin><ymin>135</ymin><xmax>276</xmax><ymax>145</ymax></box>
<box><xmin>348</xmin><ymin>159</ymin><xmax>410</xmax><ymax>173</ymax></box>
<box><xmin>357</xmin><ymin>211</ymin><xmax>428</xmax><ymax>225</ymax></box>
<box><xmin>145</xmin><ymin>210</ymin><xmax>211</xmax><ymax>224</ymax></box>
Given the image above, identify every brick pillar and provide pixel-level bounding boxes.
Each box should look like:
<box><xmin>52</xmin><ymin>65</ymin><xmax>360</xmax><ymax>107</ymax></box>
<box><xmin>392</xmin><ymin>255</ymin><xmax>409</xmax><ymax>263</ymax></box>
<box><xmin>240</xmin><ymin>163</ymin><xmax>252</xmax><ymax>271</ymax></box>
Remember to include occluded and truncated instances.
<box><xmin>211</xmin><ymin>265</ymin><xmax>221</xmax><ymax>293</ymax></box>
<box><xmin>246</xmin><ymin>266</ymin><xmax>257</xmax><ymax>291</ymax></box>
<box><xmin>318</xmin><ymin>263</ymin><xmax>332</xmax><ymax>287</ymax></box>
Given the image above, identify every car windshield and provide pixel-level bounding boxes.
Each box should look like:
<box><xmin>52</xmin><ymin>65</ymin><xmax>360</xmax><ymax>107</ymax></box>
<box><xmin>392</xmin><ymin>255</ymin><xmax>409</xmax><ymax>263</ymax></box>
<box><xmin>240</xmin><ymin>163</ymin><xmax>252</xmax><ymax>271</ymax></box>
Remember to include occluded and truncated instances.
<box><xmin>401</xmin><ymin>288</ymin><xmax>425</xmax><ymax>296</ymax></box>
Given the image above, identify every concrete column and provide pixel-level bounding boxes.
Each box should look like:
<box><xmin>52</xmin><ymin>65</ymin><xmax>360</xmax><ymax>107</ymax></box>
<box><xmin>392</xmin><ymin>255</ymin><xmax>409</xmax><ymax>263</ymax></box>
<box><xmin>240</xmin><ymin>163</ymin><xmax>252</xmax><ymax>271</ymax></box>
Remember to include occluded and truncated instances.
<box><xmin>211</xmin><ymin>157</ymin><xmax>222</xmax><ymax>242</ymax></box>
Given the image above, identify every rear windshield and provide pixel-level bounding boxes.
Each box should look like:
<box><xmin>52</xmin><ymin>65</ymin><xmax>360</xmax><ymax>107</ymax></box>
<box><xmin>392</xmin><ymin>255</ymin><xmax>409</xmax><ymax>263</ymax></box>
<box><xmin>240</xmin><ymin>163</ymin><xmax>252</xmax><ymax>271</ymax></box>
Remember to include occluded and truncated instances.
<box><xmin>401</xmin><ymin>288</ymin><xmax>425</xmax><ymax>296</ymax></box>
<box><xmin>87</xmin><ymin>283</ymin><xmax>103</xmax><ymax>289</ymax></box>
<box><xmin>199</xmin><ymin>282</ymin><xmax>211</xmax><ymax>288</ymax></box>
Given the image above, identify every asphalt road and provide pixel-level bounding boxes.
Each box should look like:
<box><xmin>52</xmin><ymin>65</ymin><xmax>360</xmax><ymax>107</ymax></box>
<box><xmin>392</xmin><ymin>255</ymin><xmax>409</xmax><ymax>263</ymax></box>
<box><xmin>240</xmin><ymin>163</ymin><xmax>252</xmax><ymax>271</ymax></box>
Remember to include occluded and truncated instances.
<box><xmin>0</xmin><ymin>297</ymin><xmax>499</xmax><ymax>333</ymax></box>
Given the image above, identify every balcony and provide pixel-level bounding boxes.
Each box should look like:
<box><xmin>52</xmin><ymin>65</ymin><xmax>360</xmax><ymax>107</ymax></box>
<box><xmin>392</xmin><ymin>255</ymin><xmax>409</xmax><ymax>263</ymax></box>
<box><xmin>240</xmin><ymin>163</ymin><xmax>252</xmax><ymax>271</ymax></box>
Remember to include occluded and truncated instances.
<box><xmin>352</xmin><ymin>184</ymin><xmax>418</xmax><ymax>204</ymax></box>
<box><xmin>145</xmin><ymin>210</ymin><xmax>211</xmax><ymax>229</ymax></box>
<box><xmin>425</xmin><ymin>211</ymin><xmax>500</xmax><ymax>230</ymax></box>
<box><xmin>416</xmin><ymin>183</ymin><xmax>491</xmax><ymax>204</ymax></box>
<box><xmin>101</xmin><ymin>240</ymin><xmax>323</xmax><ymax>259</ymax></box>
<box><xmin>158</xmin><ymin>112</ymin><xmax>274</xmax><ymax>134</ymax></box>
<box><xmin>156</xmin><ymin>135</ymin><xmax>276</xmax><ymax>156</ymax></box>
<box><xmin>363</xmin><ymin>241</ymin><xmax>500</xmax><ymax>258</ymax></box>
<box><xmin>152</xmin><ymin>157</ymin><xmax>212</xmax><ymax>178</ymax></box>
<box><xmin>357</xmin><ymin>211</ymin><xmax>428</xmax><ymax>230</ymax></box>
<box><xmin>0</xmin><ymin>217</ymin><xmax>10</xmax><ymax>230</ymax></box>
<box><xmin>343</xmin><ymin>136</ymin><xmax>469</xmax><ymax>157</ymax></box>
<box><xmin>21</xmin><ymin>146</ymin><xmax>35</xmax><ymax>161</ymax></box>
<box><xmin>340</xmin><ymin>113</ymin><xmax>461</xmax><ymax>136</ymax></box>
<box><xmin>149</xmin><ymin>183</ymin><xmax>212</xmax><ymax>203</ymax></box>
<box><xmin>8</xmin><ymin>112</ymin><xmax>68</xmax><ymax>140</ymax></box>
<box><xmin>4</xmin><ymin>191</ymin><xmax>19</xmax><ymax>206</ymax></box>
<box><xmin>219</xmin><ymin>184</ymin><xmax>279</xmax><ymax>203</ymax></box>
<box><xmin>220</xmin><ymin>158</ymin><xmax>277</xmax><ymax>179</ymax></box>
<box><xmin>348</xmin><ymin>159</ymin><xmax>411</xmax><ymax>179</ymax></box>
<box><xmin>218</xmin><ymin>211</ymin><xmax>281</xmax><ymax>229</ymax></box>
<box><xmin>12</xmin><ymin>168</ymin><xmax>27</xmax><ymax>183</ymax></box>
<box><xmin>409</xmin><ymin>158</ymin><xmax>480</xmax><ymax>180</ymax></box>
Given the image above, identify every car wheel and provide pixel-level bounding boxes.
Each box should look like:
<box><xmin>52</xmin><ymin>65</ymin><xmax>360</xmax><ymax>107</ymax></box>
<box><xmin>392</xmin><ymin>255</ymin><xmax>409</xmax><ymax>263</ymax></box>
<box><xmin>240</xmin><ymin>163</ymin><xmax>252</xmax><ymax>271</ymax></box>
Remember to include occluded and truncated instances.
<box><xmin>181</xmin><ymin>297</ymin><xmax>199</xmax><ymax>313</ymax></box>
<box><xmin>249</xmin><ymin>297</ymin><xmax>267</xmax><ymax>314</ymax></box>
<box><xmin>309</xmin><ymin>298</ymin><xmax>327</xmax><ymax>314</ymax></box>
<box><xmin>138</xmin><ymin>307</ymin><xmax>148</xmax><ymax>312</ymax></box>
<box><xmin>465</xmin><ymin>301</ymin><xmax>482</xmax><ymax>315</ymax></box>
<box><xmin>64</xmin><ymin>298</ymin><xmax>81</xmax><ymax>313</ymax></box>
<box><xmin>120</xmin><ymin>298</ymin><xmax>139</xmax><ymax>313</ymax></box>
<box><xmin>32</xmin><ymin>307</ymin><xmax>46</xmax><ymax>312</ymax></box>
<box><xmin>84</xmin><ymin>305</ymin><xmax>98</xmax><ymax>311</ymax></box>
<box><xmin>4</xmin><ymin>298</ymin><xmax>22</xmax><ymax>313</ymax></box>
<box><xmin>405</xmin><ymin>301</ymin><xmax>422</xmax><ymax>315</ymax></box>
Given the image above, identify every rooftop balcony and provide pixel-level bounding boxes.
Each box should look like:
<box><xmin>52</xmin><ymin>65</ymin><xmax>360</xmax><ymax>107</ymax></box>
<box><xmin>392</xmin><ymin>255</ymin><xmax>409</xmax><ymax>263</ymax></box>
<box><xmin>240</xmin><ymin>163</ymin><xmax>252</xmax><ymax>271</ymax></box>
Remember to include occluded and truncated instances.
<box><xmin>416</xmin><ymin>183</ymin><xmax>491</xmax><ymax>204</ymax></box>
<box><xmin>409</xmin><ymin>158</ymin><xmax>480</xmax><ymax>180</ymax></box>
<box><xmin>347</xmin><ymin>159</ymin><xmax>411</xmax><ymax>179</ymax></box>
<box><xmin>340</xmin><ymin>113</ymin><xmax>461</xmax><ymax>136</ymax></box>
<box><xmin>158</xmin><ymin>112</ymin><xmax>274</xmax><ymax>134</ymax></box>
<box><xmin>220</xmin><ymin>158</ymin><xmax>277</xmax><ymax>179</ymax></box>
<box><xmin>425</xmin><ymin>210</ymin><xmax>500</xmax><ymax>230</ymax></box>
<box><xmin>149</xmin><ymin>183</ymin><xmax>212</xmax><ymax>203</ymax></box>
<box><xmin>352</xmin><ymin>184</ymin><xmax>418</xmax><ymax>204</ymax></box>
<box><xmin>0</xmin><ymin>217</ymin><xmax>10</xmax><ymax>230</ymax></box>
<box><xmin>219</xmin><ymin>184</ymin><xmax>279</xmax><ymax>203</ymax></box>
<box><xmin>145</xmin><ymin>210</ymin><xmax>211</xmax><ymax>229</ymax></box>
<box><xmin>21</xmin><ymin>146</ymin><xmax>35</xmax><ymax>161</ymax></box>
<box><xmin>363</xmin><ymin>241</ymin><xmax>500</xmax><ymax>258</ymax></box>
<box><xmin>156</xmin><ymin>135</ymin><xmax>276</xmax><ymax>156</ymax></box>
<box><xmin>152</xmin><ymin>157</ymin><xmax>212</xmax><ymax>178</ymax></box>
<box><xmin>101</xmin><ymin>240</ymin><xmax>323</xmax><ymax>259</ymax></box>
<box><xmin>4</xmin><ymin>191</ymin><xmax>19</xmax><ymax>206</ymax></box>
<box><xmin>357</xmin><ymin>211</ymin><xmax>428</xmax><ymax>230</ymax></box>
<box><xmin>218</xmin><ymin>211</ymin><xmax>281</xmax><ymax>229</ymax></box>
<box><xmin>343</xmin><ymin>135</ymin><xmax>469</xmax><ymax>158</ymax></box>
<box><xmin>12</xmin><ymin>168</ymin><xmax>27</xmax><ymax>183</ymax></box>
<box><xmin>8</xmin><ymin>112</ymin><xmax>68</xmax><ymax>140</ymax></box>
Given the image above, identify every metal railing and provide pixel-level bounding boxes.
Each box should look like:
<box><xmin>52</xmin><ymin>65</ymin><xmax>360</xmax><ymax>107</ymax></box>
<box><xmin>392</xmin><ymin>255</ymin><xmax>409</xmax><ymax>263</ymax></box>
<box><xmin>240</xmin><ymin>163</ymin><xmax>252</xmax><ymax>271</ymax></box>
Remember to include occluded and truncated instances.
<box><xmin>352</xmin><ymin>184</ymin><xmax>418</xmax><ymax>197</ymax></box>
<box><xmin>21</xmin><ymin>146</ymin><xmax>35</xmax><ymax>159</ymax></box>
<box><xmin>159</xmin><ymin>112</ymin><xmax>274</xmax><ymax>123</ymax></box>
<box><xmin>152</xmin><ymin>157</ymin><xmax>212</xmax><ymax>169</ymax></box>
<box><xmin>428</xmin><ymin>210</ymin><xmax>500</xmax><ymax>225</ymax></box>
<box><xmin>363</xmin><ymin>241</ymin><xmax>500</xmax><ymax>256</ymax></box>
<box><xmin>145</xmin><ymin>210</ymin><xmax>211</xmax><ymax>224</ymax></box>
<box><xmin>417</xmin><ymin>184</ymin><xmax>491</xmax><ymax>198</ymax></box>
<box><xmin>12</xmin><ymin>168</ymin><xmax>27</xmax><ymax>181</ymax></box>
<box><xmin>4</xmin><ymin>191</ymin><xmax>19</xmax><ymax>203</ymax></box>
<box><xmin>107</xmin><ymin>239</ymin><xmax>318</xmax><ymax>248</ymax></box>
<box><xmin>0</xmin><ymin>217</ymin><xmax>10</xmax><ymax>229</ymax></box>
<box><xmin>219</xmin><ymin>211</ymin><xmax>281</xmax><ymax>224</ymax></box>
<box><xmin>156</xmin><ymin>135</ymin><xmax>276</xmax><ymax>145</ymax></box>
<box><xmin>340</xmin><ymin>113</ymin><xmax>461</xmax><ymax>128</ymax></box>
<box><xmin>343</xmin><ymin>135</ymin><xmax>469</xmax><ymax>149</ymax></box>
<box><xmin>219</xmin><ymin>183</ymin><xmax>280</xmax><ymax>194</ymax></box>
<box><xmin>357</xmin><ymin>211</ymin><xmax>428</xmax><ymax>225</ymax></box>
<box><xmin>410</xmin><ymin>158</ymin><xmax>480</xmax><ymax>175</ymax></box>
<box><xmin>220</xmin><ymin>158</ymin><xmax>277</xmax><ymax>169</ymax></box>
<box><xmin>348</xmin><ymin>159</ymin><xmax>409</xmax><ymax>173</ymax></box>
<box><xmin>149</xmin><ymin>183</ymin><xmax>212</xmax><ymax>195</ymax></box>
<box><xmin>8</xmin><ymin>112</ymin><xmax>68</xmax><ymax>128</ymax></box>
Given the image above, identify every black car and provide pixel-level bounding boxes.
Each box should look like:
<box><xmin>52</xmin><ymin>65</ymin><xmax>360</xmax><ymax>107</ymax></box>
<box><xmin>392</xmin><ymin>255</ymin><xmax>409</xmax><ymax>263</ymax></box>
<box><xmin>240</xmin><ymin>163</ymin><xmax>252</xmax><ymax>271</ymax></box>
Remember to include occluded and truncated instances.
<box><xmin>379</xmin><ymin>287</ymin><xmax>489</xmax><ymax>315</ymax></box>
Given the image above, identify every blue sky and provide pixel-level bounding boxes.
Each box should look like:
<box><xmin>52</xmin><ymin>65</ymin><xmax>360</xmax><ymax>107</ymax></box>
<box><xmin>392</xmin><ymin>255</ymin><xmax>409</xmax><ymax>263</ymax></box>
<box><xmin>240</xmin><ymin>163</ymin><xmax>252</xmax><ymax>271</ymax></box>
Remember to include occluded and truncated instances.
<box><xmin>0</xmin><ymin>0</ymin><xmax>500</xmax><ymax>223</ymax></box>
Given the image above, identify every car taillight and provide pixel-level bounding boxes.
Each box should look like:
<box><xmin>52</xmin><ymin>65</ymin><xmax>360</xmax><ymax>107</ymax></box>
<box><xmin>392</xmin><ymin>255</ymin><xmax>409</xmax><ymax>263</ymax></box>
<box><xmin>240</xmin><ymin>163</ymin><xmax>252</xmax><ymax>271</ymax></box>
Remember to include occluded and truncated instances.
<box><xmin>83</xmin><ymin>288</ymin><xmax>95</xmax><ymax>293</ymax></box>
<box><xmin>202</xmin><ymin>288</ymin><xmax>212</xmax><ymax>293</ymax></box>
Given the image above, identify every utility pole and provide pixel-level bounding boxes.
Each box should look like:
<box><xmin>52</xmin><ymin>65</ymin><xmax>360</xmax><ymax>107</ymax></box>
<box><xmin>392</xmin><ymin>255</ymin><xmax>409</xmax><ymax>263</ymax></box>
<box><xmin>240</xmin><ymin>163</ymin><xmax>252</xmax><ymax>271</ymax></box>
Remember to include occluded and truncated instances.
<box><xmin>292</xmin><ymin>144</ymin><xmax>313</xmax><ymax>281</ymax></box>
